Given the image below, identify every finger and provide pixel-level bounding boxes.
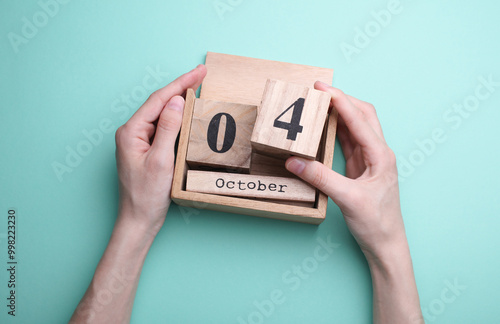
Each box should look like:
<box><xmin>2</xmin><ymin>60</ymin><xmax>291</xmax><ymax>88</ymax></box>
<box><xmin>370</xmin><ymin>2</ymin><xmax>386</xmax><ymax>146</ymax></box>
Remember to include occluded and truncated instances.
<box><xmin>150</xmin><ymin>95</ymin><xmax>185</xmax><ymax>161</ymax></box>
<box><xmin>346</xmin><ymin>95</ymin><xmax>385</xmax><ymax>140</ymax></box>
<box><xmin>336</xmin><ymin>118</ymin><xmax>354</xmax><ymax>160</ymax></box>
<box><xmin>285</xmin><ymin>157</ymin><xmax>351</xmax><ymax>203</ymax></box>
<box><xmin>338</xmin><ymin>116</ymin><xmax>358</xmax><ymax>150</ymax></box>
<box><xmin>337</xmin><ymin>96</ymin><xmax>385</xmax><ymax>145</ymax></box>
<box><xmin>129</xmin><ymin>64</ymin><xmax>207</xmax><ymax>125</ymax></box>
<box><xmin>315</xmin><ymin>82</ymin><xmax>385</xmax><ymax>159</ymax></box>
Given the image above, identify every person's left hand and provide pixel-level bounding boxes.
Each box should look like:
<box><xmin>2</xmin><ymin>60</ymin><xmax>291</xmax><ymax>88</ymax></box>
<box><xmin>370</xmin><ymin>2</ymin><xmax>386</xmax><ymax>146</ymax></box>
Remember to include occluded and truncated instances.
<box><xmin>115</xmin><ymin>64</ymin><xmax>207</xmax><ymax>236</ymax></box>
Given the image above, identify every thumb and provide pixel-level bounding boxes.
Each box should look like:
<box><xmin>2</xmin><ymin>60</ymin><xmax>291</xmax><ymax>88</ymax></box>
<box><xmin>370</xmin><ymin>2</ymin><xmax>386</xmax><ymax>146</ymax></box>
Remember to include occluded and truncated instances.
<box><xmin>151</xmin><ymin>95</ymin><xmax>185</xmax><ymax>159</ymax></box>
<box><xmin>285</xmin><ymin>157</ymin><xmax>351</xmax><ymax>203</ymax></box>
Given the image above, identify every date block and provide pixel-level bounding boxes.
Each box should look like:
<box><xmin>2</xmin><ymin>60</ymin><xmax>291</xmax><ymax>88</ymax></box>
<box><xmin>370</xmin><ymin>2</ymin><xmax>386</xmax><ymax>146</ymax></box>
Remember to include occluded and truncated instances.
<box><xmin>251</xmin><ymin>79</ymin><xmax>331</xmax><ymax>159</ymax></box>
<box><xmin>186</xmin><ymin>98</ymin><xmax>257</xmax><ymax>172</ymax></box>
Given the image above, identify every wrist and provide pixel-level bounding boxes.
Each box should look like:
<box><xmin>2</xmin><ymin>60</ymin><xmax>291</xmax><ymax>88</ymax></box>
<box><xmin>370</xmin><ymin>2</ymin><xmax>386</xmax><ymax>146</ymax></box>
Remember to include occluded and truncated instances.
<box><xmin>112</xmin><ymin>211</ymin><xmax>160</xmax><ymax>254</ymax></box>
<box><xmin>96</xmin><ymin>214</ymin><xmax>157</xmax><ymax>276</ymax></box>
<box><xmin>364</xmin><ymin>234</ymin><xmax>422</xmax><ymax>323</ymax></box>
<box><xmin>117</xmin><ymin>199</ymin><xmax>169</xmax><ymax>239</ymax></box>
<box><xmin>362</xmin><ymin>233</ymin><xmax>410</xmax><ymax>266</ymax></box>
<box><xmin>355</xmin><ymin>207</ymin><xmax>408</xmax><ymax>267</ymax></box>
<box><xmin>361</xmin><ymin>233</ymin><xmax>415</xmax><ymax>288</ymax></box>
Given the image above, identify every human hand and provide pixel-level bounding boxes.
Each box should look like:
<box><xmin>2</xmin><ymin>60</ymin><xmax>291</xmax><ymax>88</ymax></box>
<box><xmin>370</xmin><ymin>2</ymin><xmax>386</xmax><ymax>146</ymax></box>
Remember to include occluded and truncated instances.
<box><xmin>115</xmin><ymin>64</ymin><xmax>207</xmax><ymax>237</ymax></box>
<box><xmin>285</xmin><ymin>82</ymin><xmax>404</xmax><ymax>262</ymax></box>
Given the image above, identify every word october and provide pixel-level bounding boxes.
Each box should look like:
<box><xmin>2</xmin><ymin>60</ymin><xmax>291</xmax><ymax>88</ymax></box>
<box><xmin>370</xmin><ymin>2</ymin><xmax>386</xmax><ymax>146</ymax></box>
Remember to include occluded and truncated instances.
<box><xmin>186</xmin><ymin>170</ymin><xmax>316</xmax><ymax>202</ymax></box>
<box><xmin>216</xmin><ymin>177</ymin><xmax>287</xmax><ymax>193</ymax></box>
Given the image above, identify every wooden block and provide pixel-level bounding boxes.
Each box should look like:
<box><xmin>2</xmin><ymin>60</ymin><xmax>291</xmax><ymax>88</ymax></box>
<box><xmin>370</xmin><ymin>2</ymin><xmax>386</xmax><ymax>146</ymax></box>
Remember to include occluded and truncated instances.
<box><xmin>186</xmin><ymin>170</ymin><xmax>316</xmax><ymax>202</ymax></box>
<box><xmin>186</xmin><ymin>99</ymin><xmax>257</xmax><ymax>172</ymax></box>
<box><xmin>251</xmin><ymin>79</ymin><xmax>331</xmax><ymax>160</ymax></box>
<box><xmin>249</xmin><ymin>153</ymin><xmax>295</xmax><ymax>178</ymax></box>
<box><xmin>200</xmin><ymin>52</ymin><xmax>334</xmax><ymax>106</ymax></box>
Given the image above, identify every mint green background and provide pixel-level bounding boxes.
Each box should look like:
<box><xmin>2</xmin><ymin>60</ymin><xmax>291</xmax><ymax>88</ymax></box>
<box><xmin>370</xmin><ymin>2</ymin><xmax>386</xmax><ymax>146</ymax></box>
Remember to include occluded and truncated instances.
<box><xmin>1</xmin><ymin>1</ymin><xmax>499</xmax><ymax>323</ymax></box>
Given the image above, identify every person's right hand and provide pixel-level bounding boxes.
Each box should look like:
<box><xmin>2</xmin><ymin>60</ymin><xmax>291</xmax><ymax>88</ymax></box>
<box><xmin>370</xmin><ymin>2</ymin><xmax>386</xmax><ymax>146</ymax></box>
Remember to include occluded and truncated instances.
<box><xmin>285</xmin><ymin>82</ymin><xmax>405</xmax><ymax>262</ymax></box>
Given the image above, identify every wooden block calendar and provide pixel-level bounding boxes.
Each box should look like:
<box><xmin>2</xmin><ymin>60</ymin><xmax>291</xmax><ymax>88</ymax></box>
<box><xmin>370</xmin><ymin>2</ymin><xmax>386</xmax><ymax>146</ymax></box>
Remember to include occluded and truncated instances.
<box><xmin>171</xmin><ymin>52</ymin><xmax>338</xmax><ymax>224</ymax></box>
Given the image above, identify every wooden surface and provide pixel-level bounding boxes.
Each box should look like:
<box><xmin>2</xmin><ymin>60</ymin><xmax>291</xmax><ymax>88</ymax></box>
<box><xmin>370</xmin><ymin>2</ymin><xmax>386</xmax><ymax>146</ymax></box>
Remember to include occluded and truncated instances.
<box><xmin>200</xmin><ymin>52</ymin><xmax>334</xmax><ymax>106</ymax></box>
<box><xmin>249</xmin><ymin>152</ymin><xmax>295</xmax><ymax>178</ymax></box>
<box><xmin>315</xmin><ymin>108</ymin><xmax>339</xmax><ymax>218</ymax></box>
<box><xmin>186</xmin><ymin>170</ymin><xmax>316</xmax><ymax>202</ymax></box>
<box><xmin>172</xmin><ymin>189</ymin><xmax>325</xmax><ymax>224</ymax></box>
<box><xmin>186</xmin><ymin>98</ymin><xmax>257</xmax><ymax>172</ymax></box>
<box><xmin>251</xmin><ymin>79</ymin><xmax>331</xmax><ymax>159</ymax></box>
<box><xmin>260</xmin><ymin>198</ymin><xmax>315</xmax><ymax>208</ymax></box>
<box><xmin>172</xmin><ymin>88</ymin><xmax>196</xmax><ymax>192</ymax></box>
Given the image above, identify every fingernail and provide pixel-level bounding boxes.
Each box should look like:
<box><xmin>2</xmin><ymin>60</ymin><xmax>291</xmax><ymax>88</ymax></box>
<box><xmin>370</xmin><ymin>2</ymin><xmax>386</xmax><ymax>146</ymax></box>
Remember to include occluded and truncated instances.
<box><xmin>167</xmin><ymin>96</ymin><xmax>185</xmax><ymax>112</ymax></box>
<box><xmin>286</xmin><ymin>158</ymin><xmax>306</xmax><ymax>174</ymax></box>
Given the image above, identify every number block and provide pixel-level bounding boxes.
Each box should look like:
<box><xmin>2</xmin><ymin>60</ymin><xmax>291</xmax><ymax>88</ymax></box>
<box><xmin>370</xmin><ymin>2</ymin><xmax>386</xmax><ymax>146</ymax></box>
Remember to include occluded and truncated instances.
<box><xmin>251</xmin><ymin>79</ymin><xmax>331</xmax><ymax>159</ymax></box>
<box><xmin>186</xmin><ymin>98</ymin><xmax>257</xmax><ymax>172</ymax></box>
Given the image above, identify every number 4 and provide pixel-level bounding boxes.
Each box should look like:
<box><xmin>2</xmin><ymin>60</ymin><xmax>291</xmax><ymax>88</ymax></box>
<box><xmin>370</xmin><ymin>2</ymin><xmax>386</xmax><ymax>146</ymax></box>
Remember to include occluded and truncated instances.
<box><xmin>273</xmin><ymin>98</ymin><xmax>304</xmax><ymax>141</ymax></box>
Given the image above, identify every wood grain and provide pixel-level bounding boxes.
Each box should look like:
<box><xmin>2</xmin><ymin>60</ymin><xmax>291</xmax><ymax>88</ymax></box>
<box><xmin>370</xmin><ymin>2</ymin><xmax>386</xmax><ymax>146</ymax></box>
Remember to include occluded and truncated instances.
<box><xmin>251</xmin><ymin>79</ymin><xmax>331</xmax><ymax>159</ymax></box>
<box><xmin>172</xmin><ymin>88</ymin><xmax>196</xmax><ymax>192</ymax></box>
<box><xmin>249</xmin><ymin>152</ymin><xmax>295</xmax><ymax>178</ymax></box>
<box><xmin>186</xmin><ymin>98</ymin><xmax>257</xmax><ymax>172</ymax></box>
<box><xmin>200</xmin><ymin>52</ymin><xmax>333</xmax><ymax>106</ymax></box>
<box><xmin>186</xmin><ymin>170</ymin><xmax>316</xmax><ymax>202</ymax></box>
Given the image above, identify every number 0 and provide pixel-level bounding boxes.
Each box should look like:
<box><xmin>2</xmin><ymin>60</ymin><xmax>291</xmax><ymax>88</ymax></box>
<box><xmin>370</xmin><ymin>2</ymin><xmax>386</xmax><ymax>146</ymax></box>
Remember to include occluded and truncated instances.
<box><xmin>207</xmin><ymin>113</ymin><xmax>236</xmax><ymax>153</ymax></box>
<box><xmin>273</xmin><ymin>98</ymin><xmax>304</xmax><ymax>141</ymax></box>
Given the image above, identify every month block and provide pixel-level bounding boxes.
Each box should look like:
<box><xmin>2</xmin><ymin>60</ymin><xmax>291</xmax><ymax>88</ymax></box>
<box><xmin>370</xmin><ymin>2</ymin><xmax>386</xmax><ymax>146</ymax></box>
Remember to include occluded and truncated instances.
<box><xmin>186</xmin><ymin>99</ymin><xmax>257</xmax><ymax>172</ymax></box>
<box><xmin>251</xmin><ymin>79</ymin><xmax>331</xmax><ymax>159</ymax></box>
<box><xmin>186</xmin><ymin>170</ymin><xmax>316</xmax><ymax>202</ymax></box>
